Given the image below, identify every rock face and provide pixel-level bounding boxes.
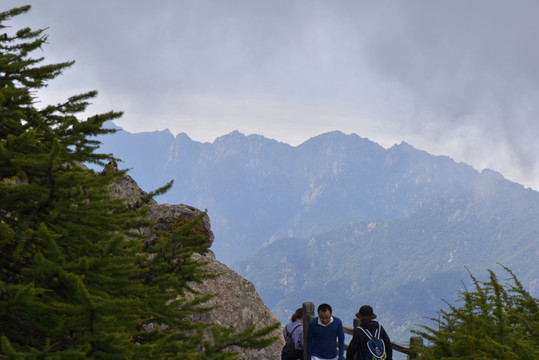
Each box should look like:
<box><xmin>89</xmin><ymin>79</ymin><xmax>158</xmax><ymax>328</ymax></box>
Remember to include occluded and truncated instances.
<box><xmin>105</xmin><ymin>161</ymin><xmax>214</xmax><ymax>246</ymax></box>
<box><xmin>107</xmin><ymin>165</ymin><xmax>284</xmax><ymax>359</ymax></box>
<box><xmin>190</xmin><ymin>251</ymin><xmax>285</xmax><ymax>360</ymax></box>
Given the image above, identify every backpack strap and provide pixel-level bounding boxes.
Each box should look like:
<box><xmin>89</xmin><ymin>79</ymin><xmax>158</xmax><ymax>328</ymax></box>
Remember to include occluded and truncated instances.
<box><xmin>357</xmin><ymin>324</ymin><xmax>381</xmax><ymax>340</ymax></box>
<box><xmin>286</xmin><ymin>323</ymin><xmax>301</xmax><ymax>338</ymax></box>
<box><xmin>357</xmin><ymin>325</ymin><xmax>373</xmax><ymax>339</ymax></box>
<box><xmin>374</xmin><ymin>324</ymin><xmax>381</xmax><ymax>339</ymax></box>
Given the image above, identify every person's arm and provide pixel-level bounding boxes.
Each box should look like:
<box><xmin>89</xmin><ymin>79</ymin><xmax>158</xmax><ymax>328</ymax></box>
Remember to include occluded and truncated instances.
<box><xmin>297</xmin><ymin>327</ymin><xmax>303</xmax><ymax>349</ymax></box>
<box><xmin>306</xmin><ymin>320</ymin><xmax>313</xmax><ymax>360</ymax></box>
<box><xmin>345</xmin><ymin>328</ymin><xmax>359</xmax><ymax>360</ymax></box>
<box><xmin>338</xmin><ymin>320</ymin><xmax>345</xmax><ymax>360</ymax></box>
<box><xmin>381</xmin><ymin>326</ymin><xmax>392</xmax><ymax>360</ymax></box>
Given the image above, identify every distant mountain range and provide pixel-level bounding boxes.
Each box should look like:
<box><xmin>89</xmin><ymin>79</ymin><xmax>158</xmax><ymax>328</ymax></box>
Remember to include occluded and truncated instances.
<box><xmin>96</xmin><ymin>123</ymin><xmax>539</xmax><ymax>344</ymax></box>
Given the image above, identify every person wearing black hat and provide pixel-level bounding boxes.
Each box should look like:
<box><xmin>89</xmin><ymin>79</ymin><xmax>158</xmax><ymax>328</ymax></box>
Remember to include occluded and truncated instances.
<box><xmin>345</xmin><ymin>305</ymin><xmax>392</xmax><ymax>360</ymax></box>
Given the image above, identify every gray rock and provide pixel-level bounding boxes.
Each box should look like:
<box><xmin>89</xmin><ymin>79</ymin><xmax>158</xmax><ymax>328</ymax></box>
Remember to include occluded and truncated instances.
<box><xmin>146</xmin><ymin>203</ymin><xmax>214</xmax><ymax>248</ymax></box>
<box><xmin>107</xmin><ymin>163</ymin><xmax>283</xmax><ymax>359</ymax></box>
<box><xmin>189</xmin><ymin>251</ymin><xmax>284</xmax><ymax>360</ymax></box>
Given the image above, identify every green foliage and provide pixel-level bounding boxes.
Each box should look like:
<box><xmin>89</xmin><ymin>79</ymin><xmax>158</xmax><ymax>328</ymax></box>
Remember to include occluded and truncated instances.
<box><xmin>0</xmin><ymin>5</ymin><xmax>278</xmax><ymax>359</ymax></box>
<box><xmin>413</xmin><ymin>266</ymin><xmax>539</xmax><ymax>359</ymax></box>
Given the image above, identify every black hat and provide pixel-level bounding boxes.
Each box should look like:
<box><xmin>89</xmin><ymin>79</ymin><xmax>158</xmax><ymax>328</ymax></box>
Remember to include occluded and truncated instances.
<box><xmin>356</xmin><ymin>305</ymin><xmax>376</xmax><ymax>320</ymax></box>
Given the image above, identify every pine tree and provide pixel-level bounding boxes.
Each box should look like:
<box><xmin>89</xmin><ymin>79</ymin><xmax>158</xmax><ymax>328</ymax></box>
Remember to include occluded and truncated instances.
<box><xmin>413</xmin><ymin>266</ymin><xmax>539</xmax><ymax>359</ymax></box>
<box><xmin>0</xmin><ymin>5</ymin><xmax>279</xmax><ymax>359</ymax></box>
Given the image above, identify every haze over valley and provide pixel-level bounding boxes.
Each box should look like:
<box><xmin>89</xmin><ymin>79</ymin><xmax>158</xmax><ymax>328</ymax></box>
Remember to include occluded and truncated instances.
<box><xmin>96</xmin><ymin>125</ymin><xmax>539</xmax><ymax>343</ymax></box>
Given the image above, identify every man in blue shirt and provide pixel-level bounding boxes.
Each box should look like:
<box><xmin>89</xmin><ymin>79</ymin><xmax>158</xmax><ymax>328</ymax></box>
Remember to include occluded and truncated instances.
<box><xmin>306</xmin><ymin>303</ymin><xmax>345</xmax><ymax>360</ymax></box>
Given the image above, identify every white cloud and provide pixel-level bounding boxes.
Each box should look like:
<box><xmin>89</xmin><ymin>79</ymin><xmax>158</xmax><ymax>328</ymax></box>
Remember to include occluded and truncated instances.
<box><xmin>3</xmin><ymin>0</ymin><xmax>539</xmax><ymax>190</ymax></box>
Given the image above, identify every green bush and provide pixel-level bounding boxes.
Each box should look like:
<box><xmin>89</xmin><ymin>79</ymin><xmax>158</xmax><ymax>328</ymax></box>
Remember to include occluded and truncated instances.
<box><xmin>413</xmin><ymin>266</ymin><xmax>539</xmax><ymax>359</ymax></box>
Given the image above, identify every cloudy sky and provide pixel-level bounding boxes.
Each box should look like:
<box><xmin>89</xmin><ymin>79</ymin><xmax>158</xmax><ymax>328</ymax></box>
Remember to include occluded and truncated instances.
<box><xmin>4</xmin><ymin>1</ymin><xmax>539</xmax><ymax>190</ymax></box>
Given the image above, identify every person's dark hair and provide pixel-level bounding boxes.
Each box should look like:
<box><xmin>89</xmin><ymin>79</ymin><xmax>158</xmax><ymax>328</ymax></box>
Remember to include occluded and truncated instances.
<box><xmin>291</xmin><ymin>308</ymin><xmax>303</xmax><ymax>322</ymax></box>
<box><xmin>317</xmin><ymin>303</ymin><xmax>332</xmax><ymax>314</ymax></box>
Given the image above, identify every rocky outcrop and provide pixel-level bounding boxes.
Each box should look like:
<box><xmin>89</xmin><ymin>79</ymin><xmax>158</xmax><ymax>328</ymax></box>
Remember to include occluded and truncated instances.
<box><xmin>190</xmin><ymin>251</ymin><xmax>284</xmax><ymax>360</ymax></box>
<box><xmin>107</xmin><ymin>164</ymin><xmax>284</xmax><ymax>359</ymax></box>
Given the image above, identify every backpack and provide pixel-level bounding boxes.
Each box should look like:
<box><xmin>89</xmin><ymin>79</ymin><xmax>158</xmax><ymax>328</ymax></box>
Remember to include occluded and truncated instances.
<box><xmin>357</xmin><ymin>324</ymin><xmax>386</xmax><ymax>360</ymax></box>
<box><xmin>281</xmin><ymin>323</ymin><xmax>301</xmax><ymax>358</ymax></box>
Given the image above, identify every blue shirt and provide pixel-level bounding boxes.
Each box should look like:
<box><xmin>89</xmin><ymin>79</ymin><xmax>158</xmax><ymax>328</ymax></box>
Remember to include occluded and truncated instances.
<box><xmin>306</xmin><ymin>316</ymin><xmax>345</xmax><ymax>360</ymax></box>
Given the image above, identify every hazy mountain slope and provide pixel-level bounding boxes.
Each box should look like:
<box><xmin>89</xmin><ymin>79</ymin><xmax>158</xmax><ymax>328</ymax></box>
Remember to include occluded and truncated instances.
<box><xmin>97</xmin><ymin>126</ymin><xmax>490</xmax><ymax>264</ymax></box>
<box><xmin>233</xmin><ymin>175</ymin><xmax>539</xmax><ymax>341</ymax></box>
<box><xmin>96</xmin><ymin>125</ymin><xmax>539</xmax><ymax>346</ymax></box>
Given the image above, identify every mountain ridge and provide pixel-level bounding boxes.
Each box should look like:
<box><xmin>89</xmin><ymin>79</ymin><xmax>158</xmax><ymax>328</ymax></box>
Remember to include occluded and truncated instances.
<box><xmin>233</xmin><ymin>181</ymin><xmax>539</xmax><ymax>341</ymax></box>
<box><xmin>96</xmin><ymin>124</ymin><xmax>528</xmax><ymax>264</ymax></box>
<box><xmin>95</xmin><ymin>124</ymin><xmax>539</xmax><ymax>346</ymax></box>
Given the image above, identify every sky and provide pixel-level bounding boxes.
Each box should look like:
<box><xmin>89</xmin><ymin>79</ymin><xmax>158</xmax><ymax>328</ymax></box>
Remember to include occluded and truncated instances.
<box><xmin>4</xmin><ymin>0</ymin><xmax>539</xmax><ymax>190</ymax></box>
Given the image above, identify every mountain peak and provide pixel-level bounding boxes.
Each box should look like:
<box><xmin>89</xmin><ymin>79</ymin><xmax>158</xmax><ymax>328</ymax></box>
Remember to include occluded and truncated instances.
<box><xmin>103</xmin><ymin>121</ymin><xmax>123</xmax><ymax>131</ymax></box>
<box><xmin>391</xmin><ymin>141</ymin><xmax>419</xmax><ymax>152</ymax></box>
<box><xmin>174</xmin><ymin>132</ymin><xmax>194</xmax><ymax>142</ymax></box>
<box><xmin>214</xmin><ymin>130</ymin><xmax>245</xmax><ymax>143</ymax></box>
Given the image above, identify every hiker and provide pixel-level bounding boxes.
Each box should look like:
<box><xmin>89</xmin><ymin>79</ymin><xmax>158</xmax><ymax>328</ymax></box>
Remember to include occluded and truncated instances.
<box><xmin>306</xmin><ymin>303</ymin><xmax>345</xmax><ymax>360</ymax></box>
<box><xmin>346</xmin><ymin>305</ymin><xmax>392</xmax><ymax>360</ymax></box>
<box><xmin>282</xmin><ymin>308</ymin><xmax>304</xmax><ymax>360</ymax></box>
